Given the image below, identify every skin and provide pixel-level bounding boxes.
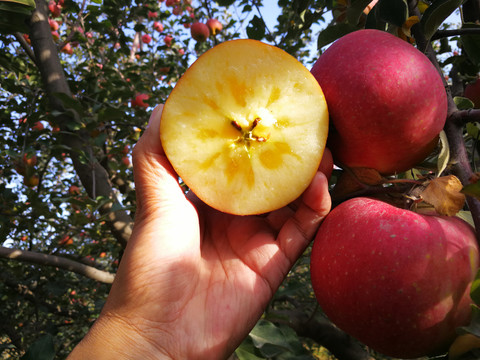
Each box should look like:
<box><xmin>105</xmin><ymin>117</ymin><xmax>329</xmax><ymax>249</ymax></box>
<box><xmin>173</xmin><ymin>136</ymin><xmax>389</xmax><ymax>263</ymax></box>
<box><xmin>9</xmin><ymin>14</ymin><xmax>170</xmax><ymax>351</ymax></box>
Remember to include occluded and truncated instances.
<box><xmin>68</xmin><ymin>105</ymin><xmax>332</xmax><ymax>360</ymax></box>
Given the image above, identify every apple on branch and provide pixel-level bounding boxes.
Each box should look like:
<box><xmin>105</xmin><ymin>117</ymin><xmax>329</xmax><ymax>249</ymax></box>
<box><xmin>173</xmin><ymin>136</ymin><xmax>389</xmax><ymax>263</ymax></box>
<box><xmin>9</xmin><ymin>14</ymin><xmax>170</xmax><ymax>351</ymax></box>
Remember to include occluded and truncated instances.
<box><xmin>310</xmin><ymin>197</ymin><xmax>479</xmax><ymax>359</ymax></box>
<box><xmin>311</xmin><ymin>29</ymin><xmax>447</xmax><ymax>174</ymax></box>
<box><xmin>206</xmin><ymin>18</ymin><xmax>223</xmax><ymax>35</ymax></box>
<box><xmin>160</xmin><ymin>39</ymin><xmax>329</xmax><ymax>215</ymax></box>
<box><xmin>190</xmin><ymin>22</ymin><xmax>210</xmax><ymax>42</ymax></box>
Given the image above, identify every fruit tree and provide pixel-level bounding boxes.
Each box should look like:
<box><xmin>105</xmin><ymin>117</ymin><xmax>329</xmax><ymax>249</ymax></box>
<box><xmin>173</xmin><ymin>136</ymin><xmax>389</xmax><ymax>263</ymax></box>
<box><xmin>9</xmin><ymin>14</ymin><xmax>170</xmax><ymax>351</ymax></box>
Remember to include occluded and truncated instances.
<box><xmin>2</xmin><ymin>0</ymin><xmax>480</xmax><ymax>359</ymax></box>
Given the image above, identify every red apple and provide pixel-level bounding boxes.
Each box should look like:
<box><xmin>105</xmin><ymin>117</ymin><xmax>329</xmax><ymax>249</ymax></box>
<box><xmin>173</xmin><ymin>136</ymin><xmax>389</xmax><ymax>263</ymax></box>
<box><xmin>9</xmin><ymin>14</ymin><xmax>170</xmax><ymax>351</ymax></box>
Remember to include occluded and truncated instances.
<box><xmin>61</xmin><ymin>42</ymin><xmax>73</xmax><ymax>55</ymax></box>
<box><xmin>49</xmin><ymin>18</ymin><xmax>59</xmax><ymax>31</ymax></box>
<box><xmin>311</xmin><ymin>29</ymin><xmax>447</xmax><ymax>174</ymax></box>
<box><xmin>464</xmin><ymin>78</ymin><xmax>480</xmax><ymax>109</ymax></box>
<box><xmin>23</xmin><ymin>153</ymin><xmax>37</xmax><ymax>167</ymax></box>
<box><xmin>164</xmin><ymin>35</ymin><xmax>173</xmax><ymax>47</ymax></box>
<box><xmin>206</xmin><ymin>18</ymin><xmax>222</xmax><ymax>35</ymax></box>
<box><xmin>147</xmin><ymin>10</ymin><xmax>158</xmax><ymax>19</ymax></box>
<box><xmin>153</xmin><ymin>21</ymin><xmax>164</xmax><ymax>32</ymax></box>
<box><xmin>142</xmin><ymin>34</ymin><xmax>152</xmax><ymax>44</ymax></box>
<box><xmin>68</xmin><ymin>185</ymin><xmax>81</xmax><ymax>195</ymax></box>
<box><xmin>24</xmin><ymin>174</ymin><xmax>39</xmax><ymax>187</ymax></box>
<box><xmin>131</xmin><ymin>93</ymin><xmax>149</xmax><ymax>108</ymax></box>
<box><xmin>190</xmin><ymin>22</ymin><xmax>210</xmax><ymax>42</ymax></box>
<box><xmin>32</xmin><ymin>121</ymin><xmax>44</xmax><ymax>131</ymax></box>
<box><xmin>310</xmin><ymin>197</ymin><xmax>479</xmax><ymax>358</ymax></box>
<box><xmin>48</xmin><ymin>1</ymin><xmax>61</xmax><ymax>17</ymax></box>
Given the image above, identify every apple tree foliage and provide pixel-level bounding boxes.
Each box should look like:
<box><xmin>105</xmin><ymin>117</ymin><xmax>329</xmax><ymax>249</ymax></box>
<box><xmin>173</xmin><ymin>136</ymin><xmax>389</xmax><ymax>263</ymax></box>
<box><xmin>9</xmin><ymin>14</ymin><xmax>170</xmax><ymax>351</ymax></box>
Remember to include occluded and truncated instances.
<box><xmin>2</xmin><ymin>0</ymin><xmax>480</xmax><ymax>359</ymax></box>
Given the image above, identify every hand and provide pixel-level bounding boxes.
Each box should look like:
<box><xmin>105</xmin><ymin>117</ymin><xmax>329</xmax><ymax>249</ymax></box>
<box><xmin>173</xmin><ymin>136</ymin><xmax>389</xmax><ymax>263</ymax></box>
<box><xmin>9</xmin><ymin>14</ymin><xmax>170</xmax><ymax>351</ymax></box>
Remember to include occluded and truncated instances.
<box><xmin>68</xmin><ymin>105</ymin><xmax>332</xmax><ymax>360</ymax></box>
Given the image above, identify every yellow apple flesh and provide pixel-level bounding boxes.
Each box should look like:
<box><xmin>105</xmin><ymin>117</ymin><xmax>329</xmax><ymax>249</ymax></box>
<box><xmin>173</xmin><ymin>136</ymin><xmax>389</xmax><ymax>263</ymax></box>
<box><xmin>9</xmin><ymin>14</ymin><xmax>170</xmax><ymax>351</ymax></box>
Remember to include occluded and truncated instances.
<box><xmin>160</xmin><ymin>39</ymin><xmax>329</xmax><ymax>215</ymax></box>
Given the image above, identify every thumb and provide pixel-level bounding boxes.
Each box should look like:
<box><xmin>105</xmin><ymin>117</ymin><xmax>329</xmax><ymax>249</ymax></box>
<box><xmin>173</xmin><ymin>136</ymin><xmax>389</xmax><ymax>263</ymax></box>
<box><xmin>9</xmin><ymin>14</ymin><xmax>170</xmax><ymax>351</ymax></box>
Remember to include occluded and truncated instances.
<box><xmin>131</xmin><ymin>105</ymin><xmax>188</xmax><ymax>221</ymax></box>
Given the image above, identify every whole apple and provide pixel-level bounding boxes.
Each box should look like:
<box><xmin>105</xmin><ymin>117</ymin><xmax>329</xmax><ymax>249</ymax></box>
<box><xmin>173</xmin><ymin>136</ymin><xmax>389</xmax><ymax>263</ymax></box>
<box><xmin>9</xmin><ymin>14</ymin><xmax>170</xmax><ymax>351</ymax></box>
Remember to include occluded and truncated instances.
<box><xmin>206</xmin><ymin>18</ymin><xmax>223</xmax><ymax>35</ymax></box>
<box><xmin>310</xmin><ymin>197</ymin><xmax>479</xmax><ymax>358</ymax></box>
<box><xmin>131</xmin><ymin>93</ymin><xmax>149</xmax><ymax>108</ymax></box>
<box><xmin>464</xmin><ymin>78</ymin><xmax>480</xmax><ymax>109</ymax></box>
<box><xmin>311</xmin><ymin>29</ymin><xmax>447</xmax><ymax>174</ymax></box>
<box><xmin>190</xmin><ymin>22</ymin><xmax>210</xmax><ymax>42</ymax></box>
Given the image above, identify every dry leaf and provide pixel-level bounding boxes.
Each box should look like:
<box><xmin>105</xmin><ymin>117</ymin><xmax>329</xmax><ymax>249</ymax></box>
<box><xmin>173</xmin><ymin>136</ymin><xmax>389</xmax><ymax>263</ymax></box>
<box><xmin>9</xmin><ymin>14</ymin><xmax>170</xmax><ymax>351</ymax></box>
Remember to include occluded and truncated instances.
<box><xmin>420</xmin><ymin>175</ymin><xmax>466</xmax><ymax>216</ymax></box>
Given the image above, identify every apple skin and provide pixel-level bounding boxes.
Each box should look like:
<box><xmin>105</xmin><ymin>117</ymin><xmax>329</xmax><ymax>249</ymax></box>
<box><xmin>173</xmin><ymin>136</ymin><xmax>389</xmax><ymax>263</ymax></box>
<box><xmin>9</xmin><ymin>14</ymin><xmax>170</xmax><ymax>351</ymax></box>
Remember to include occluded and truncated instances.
<box><xmin>310</xmin><ymin>197</ymin><xmax>479</xmax><ymax>358</ymax></box>
<box><xmin>190</xmin><ymin>22</ymin><xmax>210</xmax><ymax>42</ymax></box>
<box><xmin>206</xmin><ymin>18</ymin><xmax>223</xmax><ymax>35</ymax></box>
<box><xmin>131</xmin><ymin>93</ymin><xmax>149</xmax><ymax>108</ymax></box>
<box><xmin>311</xmin><ymin>29</ymin><xmax>447</xmax><ymax>174</ymax></box>
<box><xmin>464</xmin><ymin>78</ymin><xmax>480</xmax><ymax>109</ymax></box>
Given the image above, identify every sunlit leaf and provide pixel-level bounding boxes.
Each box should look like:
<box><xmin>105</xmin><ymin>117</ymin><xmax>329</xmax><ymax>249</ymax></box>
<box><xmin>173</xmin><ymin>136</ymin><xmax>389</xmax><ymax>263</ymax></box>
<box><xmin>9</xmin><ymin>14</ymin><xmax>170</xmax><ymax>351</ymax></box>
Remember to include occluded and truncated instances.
<box><xmin>454</xmin><ymin>96</ymin><xmax>475</xmax><ymax>110</ymax></box>
<box><xmin>437</xmin><ymin>130</ymin><xmax>450</xmax><ymax>175</ymax></box>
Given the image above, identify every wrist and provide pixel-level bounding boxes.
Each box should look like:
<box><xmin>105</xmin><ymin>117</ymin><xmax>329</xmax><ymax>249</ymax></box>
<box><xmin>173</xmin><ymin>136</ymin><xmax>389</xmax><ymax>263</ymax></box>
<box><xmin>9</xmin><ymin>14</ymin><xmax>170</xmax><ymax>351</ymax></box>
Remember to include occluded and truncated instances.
<box><xmin>68</xmin><ymin>312</ymin><xmax>174</xmax><ymax>360</ymax></box>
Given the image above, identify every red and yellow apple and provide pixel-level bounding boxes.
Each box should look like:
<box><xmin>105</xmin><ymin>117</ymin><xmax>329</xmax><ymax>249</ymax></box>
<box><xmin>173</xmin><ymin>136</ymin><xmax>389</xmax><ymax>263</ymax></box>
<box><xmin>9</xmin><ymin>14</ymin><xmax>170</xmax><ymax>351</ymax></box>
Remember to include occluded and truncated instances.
<box><xmin>206</xmin><ymin>18</ymin><xmax>223</xmax><ymax>35</ymax></box>
<box><xmin>310</xmin><ymin>197</ymin><xmax>479</xmax><ymax>358</ymax></box>
<box><xmin>160</xmin><ymin>39</ymin><xmax>329</xmax><ymax>215</ymax></box>
<box><xmin>311</xmin><ymin>29</ymin><xmax>447</xmax><ymax>174</ymax></box>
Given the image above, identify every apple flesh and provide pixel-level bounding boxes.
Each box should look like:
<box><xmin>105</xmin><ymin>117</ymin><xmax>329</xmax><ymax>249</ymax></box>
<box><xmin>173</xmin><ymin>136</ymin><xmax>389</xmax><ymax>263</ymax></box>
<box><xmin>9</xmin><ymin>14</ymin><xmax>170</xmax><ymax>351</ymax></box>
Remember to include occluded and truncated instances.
<box><xmin>311</xmin><ymin>29</ymin><xmax>447</xmax><ymax>174</ymax></box>
<box><xmin>160</xmin><ymin>39</ymin><xmax>329</xmax><ymax>215</ymax></box>
<box><xmin>310</xmin><ymin>197</ymin><xmax>479</xmax><ymax>358</ymax></box>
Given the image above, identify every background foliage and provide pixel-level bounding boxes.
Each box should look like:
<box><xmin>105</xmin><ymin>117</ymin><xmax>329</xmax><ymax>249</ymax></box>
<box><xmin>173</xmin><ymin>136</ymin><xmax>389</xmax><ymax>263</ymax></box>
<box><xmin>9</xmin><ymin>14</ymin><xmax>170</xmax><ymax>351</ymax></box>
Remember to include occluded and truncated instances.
<box><xmin>1</xmin><ymin>0</ymin><xmax>480</xmax><ymax>359</ymax></box>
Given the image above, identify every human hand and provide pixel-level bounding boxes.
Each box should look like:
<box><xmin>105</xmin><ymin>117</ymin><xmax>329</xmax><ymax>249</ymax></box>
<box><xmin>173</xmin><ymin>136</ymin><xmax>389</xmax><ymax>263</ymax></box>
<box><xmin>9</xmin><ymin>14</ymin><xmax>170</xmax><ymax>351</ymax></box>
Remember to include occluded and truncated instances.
<box><xmin>69</xmin><ymin>105</ymin><xmax>332</xmax><ymax>360</ymax></box>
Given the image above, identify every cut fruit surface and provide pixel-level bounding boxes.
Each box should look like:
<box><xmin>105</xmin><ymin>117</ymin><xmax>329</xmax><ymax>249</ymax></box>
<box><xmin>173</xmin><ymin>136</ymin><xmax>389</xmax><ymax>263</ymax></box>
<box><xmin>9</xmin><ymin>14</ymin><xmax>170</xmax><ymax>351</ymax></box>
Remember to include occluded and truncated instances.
<box><xmin>160</xmin><ymin>39</ymin><xmax>329</xmax><ymax>215</ymax></box>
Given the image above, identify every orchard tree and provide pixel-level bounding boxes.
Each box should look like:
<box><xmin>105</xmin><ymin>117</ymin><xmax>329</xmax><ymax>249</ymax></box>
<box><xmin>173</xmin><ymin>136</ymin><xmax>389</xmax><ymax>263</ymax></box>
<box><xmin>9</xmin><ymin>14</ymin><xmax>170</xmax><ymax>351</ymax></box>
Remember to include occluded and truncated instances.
<box><xmin>1</xmin><ymin>0</ymin><xmax>480</xmax><ymax>359</ymax></box>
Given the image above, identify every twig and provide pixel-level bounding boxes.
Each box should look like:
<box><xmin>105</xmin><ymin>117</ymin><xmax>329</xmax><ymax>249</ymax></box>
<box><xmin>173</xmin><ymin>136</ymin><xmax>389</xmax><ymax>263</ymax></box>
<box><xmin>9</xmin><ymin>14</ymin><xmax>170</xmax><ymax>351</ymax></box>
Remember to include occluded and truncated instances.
<box><xmin>432</xmin><ymin>28</ymin><xmax>480</xmax><ymax>41</ymax></box>
<box><xmin>0</xmin><ymin>246</ymin><xmax>115</xmax><ymax>283</ymax></box>
<box><xmin>14</xmin><ymin>32</ymin><xmax>37</xmax><ymax>66</ymax></box>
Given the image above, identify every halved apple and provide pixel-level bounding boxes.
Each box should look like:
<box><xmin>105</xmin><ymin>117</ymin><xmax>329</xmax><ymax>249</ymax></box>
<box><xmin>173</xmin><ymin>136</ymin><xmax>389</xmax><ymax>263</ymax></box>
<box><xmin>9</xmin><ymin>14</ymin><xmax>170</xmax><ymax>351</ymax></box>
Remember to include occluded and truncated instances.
<box><xmin>160</xmin><ymin>39</ymin><xmax>329</xmax><ymax>215</ymax></box>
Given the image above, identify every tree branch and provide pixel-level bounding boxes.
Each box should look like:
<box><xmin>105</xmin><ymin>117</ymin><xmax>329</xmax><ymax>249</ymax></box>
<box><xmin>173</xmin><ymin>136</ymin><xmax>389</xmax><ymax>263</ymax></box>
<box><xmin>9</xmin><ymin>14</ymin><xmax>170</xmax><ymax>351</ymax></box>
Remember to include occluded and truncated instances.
<box><xmin>432</xmin><ymin>28</ymin><xmax>480</xmax><ymax>41</ymax></box>
<box><xmin>408</xmin><ymin>0</ymin><xmax>480</xmax><ymax>242</ymax></box>
<box><xmin>14</xmin><ymin>32</ymin><xmax>37</xmax><ymax>66</ymax></box>
<box><xmin>28</xmin><ymin>0</ymin><xmax>133</xmax><ymax>247</ymax></box>
<box><xmin>0</xmin><ymin>246</ymin><xmax>115</xmax><ymax>284</ymax></box>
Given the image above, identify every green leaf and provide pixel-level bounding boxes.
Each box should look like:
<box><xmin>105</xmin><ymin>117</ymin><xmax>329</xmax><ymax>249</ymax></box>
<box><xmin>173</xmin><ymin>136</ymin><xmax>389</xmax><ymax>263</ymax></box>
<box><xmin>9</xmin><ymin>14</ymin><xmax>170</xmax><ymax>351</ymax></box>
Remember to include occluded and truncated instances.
<box><xmin>317</xmin><ymin>23</ymin><xmax>359</xmax><ymax>49</ymax></box>
<box><xmin>461</xmin><ymin>23</ymin><xmax>480</xmax><ymax>66</ymax></box>
<box><xmin>20</xmin><ymin>334</ymin><xmax>56</xmax><ymax>360</ymax></box>
<box><xmin>246</xmin><ymin>15</ymin><xmax>266</xmax><ymax>40</ymax></box>
<box><xmin>1</xmin><ymin>0</ymin><xmax>35</xmax><ymax>8</ymax></box>
<box><xmin>471</xmin><ymin>270</ymin><xmax>480</xmax><ymax>307</ymax></box>
<box><xmin>249</xmin><ymin>320</ymin><xmax>293</xmax><ymax>351</ymax></box>
<box><xmin>215</xmin><ymin>0</ymin><xmax>235</xmax><ymax>6</ymax></box>
<box><xmin>346</xmin><ymin>0</ymin><xmax>374</xmax><ymax>25</ymax></box>
<box><xmin>377</xmin><ymin>0</ymin><xmax>408</xmax><ymax>27</ymax></box>
<box><xmin>461</xmin><ymin>180</ymin><xmax>480</xmax><ymax>200</ymax></box>
<box><xmin>421</xmin><ymin>0</ymin><xmax>464</xmax><ymax>41</ymax></box>
<box><xmin>467</xmin><ymin>122</ymin><xmax>480</xmax><ymax>139</ymax></box>
<box><xmin>454</xmin><ymin>96</ymin><xmax>475</xmax><ymax>110</ymax></box>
